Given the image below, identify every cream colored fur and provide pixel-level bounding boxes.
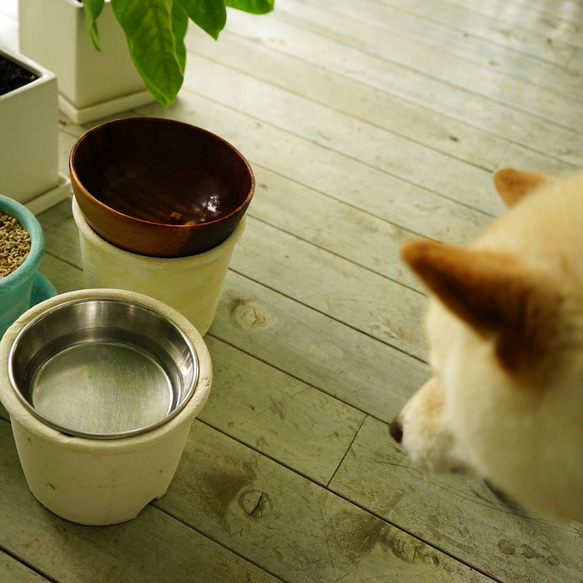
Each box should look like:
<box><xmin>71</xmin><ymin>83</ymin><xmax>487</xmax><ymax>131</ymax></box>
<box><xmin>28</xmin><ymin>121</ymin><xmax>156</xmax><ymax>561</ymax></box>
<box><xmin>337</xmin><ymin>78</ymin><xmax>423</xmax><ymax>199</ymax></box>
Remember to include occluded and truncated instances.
<box><xmin>391</xmin><ymin>169</ymin><xmax>583</xmax><ymax>521</ymax></box>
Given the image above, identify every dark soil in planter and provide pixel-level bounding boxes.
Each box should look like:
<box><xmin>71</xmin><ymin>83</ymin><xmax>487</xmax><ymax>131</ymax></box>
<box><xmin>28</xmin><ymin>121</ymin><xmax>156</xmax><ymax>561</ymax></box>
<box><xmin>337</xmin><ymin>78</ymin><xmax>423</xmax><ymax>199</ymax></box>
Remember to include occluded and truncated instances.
<box><xmin>0</xmin><ymin>54</ymin><xmax>38</xmax><ymax>96</ymax></box>
<box><xmin>0</xmin><ymin>212</ymin><xmax>31</xmax><ymax>278</ymax></box>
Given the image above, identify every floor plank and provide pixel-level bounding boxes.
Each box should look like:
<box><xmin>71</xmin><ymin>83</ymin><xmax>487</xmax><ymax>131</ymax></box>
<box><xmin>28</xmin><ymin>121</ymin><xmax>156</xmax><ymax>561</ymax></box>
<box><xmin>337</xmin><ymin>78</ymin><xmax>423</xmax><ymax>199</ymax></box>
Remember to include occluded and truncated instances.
<box><xmin>450</xmin><ymin>0</ymin><xmax>583</xmax><ymax>45</ymax></box>
<box><xmin>232</xmin><ymin>217</ymin><xmax>428</xmax><ymax>358</ymax></box>
<box><xmin>330</xmin><ymin>416</ymin><xmax>583</xmax><ymax>583</ymax></box>
<box><xmin>313</xmin><ymin>0</ymin><xmax>583</xmax><ymax>95</ymax></box>
<box><xmin>277</xmin><ymin>0</ymin><xmax>583</xmax><ymax>128</ymax></box>
<box><xmin>379</xmin><ymin>0</ymin><xmax>582</xmax><ymax>59</ymax></box>
<box><xmin>1</xmin><ymin>0</ymin><xmax>582</xmax><ymax>580</ymax></box>
<box><xmin>221</xmin><ymin>9</ymin><xmax>583</xmax><ymax>167</ymax></box>
<box><xmin>211</xmin><ymin>272</ymin><xmax>430</xmax><ymax>421</ymax></box>
<box><xmin>0</xmin><ymin>420</ymin><xmax>281</xmax><ymax>583</ymax></box>
<box><xmin>199</xmin><ymin>336</ymin><xmax>367</xmax><ymax>485</ymax></box>
<box><xmin>186</xmin><ymin>28</ymin><xmax>509</xmax><ymax>172</ymax></box>
<box><xmin>0</xmin><ymin>552</ymin><xmax>50</xmax><ymax>583</ymax></box>
<box><xmin>156</xmin><ymin>421</ymin><xmax>496</xmax><ymax>582</ymax></box>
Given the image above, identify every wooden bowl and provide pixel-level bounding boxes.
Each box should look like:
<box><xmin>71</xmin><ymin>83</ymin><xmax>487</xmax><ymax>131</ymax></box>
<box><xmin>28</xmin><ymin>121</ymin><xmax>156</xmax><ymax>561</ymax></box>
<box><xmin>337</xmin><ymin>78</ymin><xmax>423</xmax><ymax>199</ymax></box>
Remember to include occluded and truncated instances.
<box><xmin>69</xmin><ymin>117</ymin><xmax>254</xmax><ymax>257</ymax></box>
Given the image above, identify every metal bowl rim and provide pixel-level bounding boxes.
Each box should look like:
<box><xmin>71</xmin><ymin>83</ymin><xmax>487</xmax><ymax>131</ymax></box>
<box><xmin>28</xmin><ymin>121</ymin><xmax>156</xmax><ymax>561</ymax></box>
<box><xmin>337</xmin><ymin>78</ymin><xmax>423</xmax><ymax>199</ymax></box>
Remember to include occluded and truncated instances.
<box><xmin>7</xmin><ymin>297</ymin><xmax>200</xmax><ymax>439</ymax></box>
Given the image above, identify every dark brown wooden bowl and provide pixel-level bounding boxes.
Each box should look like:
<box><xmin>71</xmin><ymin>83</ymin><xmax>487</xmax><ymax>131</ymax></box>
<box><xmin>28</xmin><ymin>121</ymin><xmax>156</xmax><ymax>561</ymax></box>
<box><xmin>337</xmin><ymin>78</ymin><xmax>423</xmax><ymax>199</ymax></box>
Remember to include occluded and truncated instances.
<box><xmin>69</xmin><ymin>117</ymin><xmax>254</xmax><ymax>257</ymax></box>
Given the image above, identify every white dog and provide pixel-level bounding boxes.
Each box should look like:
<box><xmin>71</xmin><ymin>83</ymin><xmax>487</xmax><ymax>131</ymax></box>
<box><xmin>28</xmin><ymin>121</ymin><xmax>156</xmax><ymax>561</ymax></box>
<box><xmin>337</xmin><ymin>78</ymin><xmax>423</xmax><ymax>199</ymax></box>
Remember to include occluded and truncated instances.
<box><xmin>390</xmin><ymin>168</ymin><xmax>583</xmax><ymax>521</ymax></box>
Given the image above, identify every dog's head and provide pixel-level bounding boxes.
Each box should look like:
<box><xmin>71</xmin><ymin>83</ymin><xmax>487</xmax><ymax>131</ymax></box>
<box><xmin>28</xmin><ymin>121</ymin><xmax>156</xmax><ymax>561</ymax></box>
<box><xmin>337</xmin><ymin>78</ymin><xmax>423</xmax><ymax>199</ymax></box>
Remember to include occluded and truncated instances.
<box><xmin>391</xmin><ymin>169</ymin><xmax>583</xmax><ymax>520</ymax></box>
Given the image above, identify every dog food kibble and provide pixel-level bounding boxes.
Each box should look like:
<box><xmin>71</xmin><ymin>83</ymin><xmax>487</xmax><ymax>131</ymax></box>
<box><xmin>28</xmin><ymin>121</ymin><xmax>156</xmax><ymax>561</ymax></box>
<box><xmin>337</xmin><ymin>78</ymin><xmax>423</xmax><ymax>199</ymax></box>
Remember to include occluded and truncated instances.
<box><xmin>0</xmin><ymin>212</ymin><xmax>31</xmax><ymax>278</ymax></box>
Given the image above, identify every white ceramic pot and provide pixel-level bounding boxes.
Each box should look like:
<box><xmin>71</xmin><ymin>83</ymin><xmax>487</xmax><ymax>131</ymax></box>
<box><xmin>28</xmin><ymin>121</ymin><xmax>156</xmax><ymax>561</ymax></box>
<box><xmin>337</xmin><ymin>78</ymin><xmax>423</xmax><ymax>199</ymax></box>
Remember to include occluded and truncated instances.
<box><xmin>0</xmin><ymin>288</ymin><xmax>212</xmax><ymax>525</ymax></box>
<box><xmin>73</xmin><ymin>198</ymin><xmax>245</xmax><ymax>336</ymax></box>
<box><xmin>19</xmin><ymin>0</ymin><xmax>154</xmax><ymax>124</ymax></box>
<box><xmin>0</xmin><ymin>46</ymin><xmax>70</xmax><ymax>213</ymax></box>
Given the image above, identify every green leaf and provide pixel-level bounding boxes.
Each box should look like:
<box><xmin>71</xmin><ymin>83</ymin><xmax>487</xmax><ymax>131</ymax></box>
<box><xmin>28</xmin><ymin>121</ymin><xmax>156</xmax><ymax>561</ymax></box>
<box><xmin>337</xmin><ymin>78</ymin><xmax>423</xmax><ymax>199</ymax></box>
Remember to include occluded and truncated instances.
<box><xmin>178</xmin><ymin>0</ymin><xmax>227</xmax><ymax>40</ymax></box>
<box><xmin>89</xmin><ymin>0</ymin><xmax>274</xmax><ymax>106</ymax></box>
<box><xmin>171</xmin><ymin>3</ymin><xmax>189</xmax><ymax>75</ymax></box>
<box><xmin>83</xmin><ymin>0</ymin><xmax>106</xmax><ymax>51</ymax></box>
<box><xmin>225</xmin><ymin>0</ymin><xmax>274</xmax><ymax>15</ymax></box>
<box><xmin>111</xmin><ymin>0</ymin><xmax>184</xmax><ymax>106</ymax></box>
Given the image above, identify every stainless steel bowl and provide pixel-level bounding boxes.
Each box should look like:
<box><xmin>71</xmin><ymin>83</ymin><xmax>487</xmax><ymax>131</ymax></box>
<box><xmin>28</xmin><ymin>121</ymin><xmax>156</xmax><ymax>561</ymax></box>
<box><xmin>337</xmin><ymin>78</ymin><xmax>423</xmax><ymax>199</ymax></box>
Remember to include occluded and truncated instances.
<box><xmin>8</xmin><ymin>298</ymin><xmax>199</xmax><ymax>439</ymax></box>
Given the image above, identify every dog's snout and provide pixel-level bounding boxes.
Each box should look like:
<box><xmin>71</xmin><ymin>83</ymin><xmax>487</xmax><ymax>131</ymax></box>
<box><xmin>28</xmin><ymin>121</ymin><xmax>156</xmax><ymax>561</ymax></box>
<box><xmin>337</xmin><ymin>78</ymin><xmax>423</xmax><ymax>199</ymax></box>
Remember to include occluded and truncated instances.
<box><xmin>389</xmin><ymin>416</ymin><xmax>403</xmax><ymax>443</ymax></box>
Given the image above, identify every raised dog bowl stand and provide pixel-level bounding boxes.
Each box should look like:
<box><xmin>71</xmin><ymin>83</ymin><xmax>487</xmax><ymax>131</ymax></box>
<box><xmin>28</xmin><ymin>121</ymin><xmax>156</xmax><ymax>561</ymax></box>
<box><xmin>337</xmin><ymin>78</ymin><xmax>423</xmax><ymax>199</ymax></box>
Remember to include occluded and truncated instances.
<box><xmin>73</xmin><ymin>198</ymin><xmax>245</xmax><ymax>336</ymax></box>
<box><xmin>0</xmin><ymin>288</ymin><xmax>212</xmax><ymax>525</ymax></box>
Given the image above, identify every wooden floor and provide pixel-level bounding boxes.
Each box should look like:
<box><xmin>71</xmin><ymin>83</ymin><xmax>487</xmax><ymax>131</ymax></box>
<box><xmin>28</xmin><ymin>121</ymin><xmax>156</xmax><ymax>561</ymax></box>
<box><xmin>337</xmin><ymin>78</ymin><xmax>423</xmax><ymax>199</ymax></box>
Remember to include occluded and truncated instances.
<box><xmin>2</xmin><ymin>0</ymin><xmax>583</xmax><ymax>581</ymax></box>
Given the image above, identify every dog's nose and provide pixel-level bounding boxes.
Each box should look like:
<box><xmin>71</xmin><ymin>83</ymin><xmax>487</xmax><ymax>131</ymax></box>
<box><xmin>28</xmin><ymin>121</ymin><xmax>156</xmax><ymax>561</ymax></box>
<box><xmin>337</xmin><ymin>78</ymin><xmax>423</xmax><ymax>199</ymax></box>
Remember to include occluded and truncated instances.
<box><xmin>389</xmin><ymin>417</ymin><xmax>403</xmax><ymax>443</ymax></box>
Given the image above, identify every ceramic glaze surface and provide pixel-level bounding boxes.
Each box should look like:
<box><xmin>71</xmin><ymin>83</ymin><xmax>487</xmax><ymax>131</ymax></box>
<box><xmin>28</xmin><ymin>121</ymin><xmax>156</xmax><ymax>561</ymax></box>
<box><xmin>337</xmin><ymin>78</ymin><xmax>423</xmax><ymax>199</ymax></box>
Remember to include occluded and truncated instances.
<box><xmin>0</xmin><ymin>288</ymin><xmax>213</xmax><ymax>525</ymax></box>
<box><xmin>0</xmin><ymin>194</ymin><xmax>53</xmax><ymax>337</ymax></box>
<box><xmin>73</xmin><ymin>198</ymin><xmax>245</xmax><ymax>336</ymax></box>
<box><xmin>69</xmin><ymin>117</ymin><xmax>254</xmax><ymax>257</ymax></box>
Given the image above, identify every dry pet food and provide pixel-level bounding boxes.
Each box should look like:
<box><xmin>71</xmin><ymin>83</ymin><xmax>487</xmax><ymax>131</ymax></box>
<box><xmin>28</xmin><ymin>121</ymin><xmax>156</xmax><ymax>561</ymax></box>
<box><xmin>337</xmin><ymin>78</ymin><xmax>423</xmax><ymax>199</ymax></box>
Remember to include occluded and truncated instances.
<box><xmin>0</xmin><ymin>212</ymin><xmax>31</xmax><ymax>277</ymax></box>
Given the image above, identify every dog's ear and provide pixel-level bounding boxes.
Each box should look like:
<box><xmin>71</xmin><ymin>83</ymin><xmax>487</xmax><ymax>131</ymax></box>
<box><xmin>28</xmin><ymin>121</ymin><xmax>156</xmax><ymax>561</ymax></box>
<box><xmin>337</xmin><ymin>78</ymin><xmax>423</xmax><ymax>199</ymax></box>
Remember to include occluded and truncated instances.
<box><xmin>401</xmin><ymin>239</ymin><xmax>562</xmax><ymax>379</ymax></box>
<box><xmin>493</xmin><ymin>168</ymin><xmax>553</xmax><ymax>208</ymax></box>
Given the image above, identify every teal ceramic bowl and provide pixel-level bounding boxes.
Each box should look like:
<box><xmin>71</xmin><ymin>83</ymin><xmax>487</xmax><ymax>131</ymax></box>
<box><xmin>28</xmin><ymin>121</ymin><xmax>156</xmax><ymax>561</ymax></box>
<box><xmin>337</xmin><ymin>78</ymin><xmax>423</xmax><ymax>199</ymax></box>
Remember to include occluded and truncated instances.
<box><xmin>0</xmin><ymin>195</ymin><xmax>56</xmax><ymax>337</ymax></box>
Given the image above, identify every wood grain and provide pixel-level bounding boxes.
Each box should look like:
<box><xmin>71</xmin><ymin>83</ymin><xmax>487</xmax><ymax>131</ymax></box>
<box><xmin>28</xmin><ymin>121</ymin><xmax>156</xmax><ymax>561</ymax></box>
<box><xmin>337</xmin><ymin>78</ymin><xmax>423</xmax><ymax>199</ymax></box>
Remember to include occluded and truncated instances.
<box><xmin>1</xmin><ymin>0</ymin><xmax>582</xmax><ymax>580</ymax></box>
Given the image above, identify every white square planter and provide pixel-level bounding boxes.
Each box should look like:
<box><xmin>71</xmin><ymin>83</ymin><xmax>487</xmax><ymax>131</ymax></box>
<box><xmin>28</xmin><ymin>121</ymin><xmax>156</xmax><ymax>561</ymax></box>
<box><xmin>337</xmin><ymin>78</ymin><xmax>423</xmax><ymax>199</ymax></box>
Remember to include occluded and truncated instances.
<box><xmin>19</xmin><ymin>0</ymin><xmax>155</xmax><ymax>124</ymax></box>
<box><xmin>0</xmin><ymin>46</ymin><xmax>70</xmax><ymax>213</ymax></box>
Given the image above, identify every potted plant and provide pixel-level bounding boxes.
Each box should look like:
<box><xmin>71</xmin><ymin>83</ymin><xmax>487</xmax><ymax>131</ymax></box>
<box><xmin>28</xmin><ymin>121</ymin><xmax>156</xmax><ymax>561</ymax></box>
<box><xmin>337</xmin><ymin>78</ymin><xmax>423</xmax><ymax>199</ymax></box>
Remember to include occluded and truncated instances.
<box><xmin>19</xmin><ymin>0</ymin><xmax>154</xmax><ymax>124</ymax></box>
<box><xmin>0</xmin><ymin>46</ymin><xmax>70</xmax><ymax>213</ymax></box>
<box><xmin>0</xmin><ymin>194</ymin><xmax>57</xmax><ymax>338</ymax></box>
<box><xmin>19</xmin><ymin>0</ymin><xmax>274</xmax><ymax>122</ymax></box>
